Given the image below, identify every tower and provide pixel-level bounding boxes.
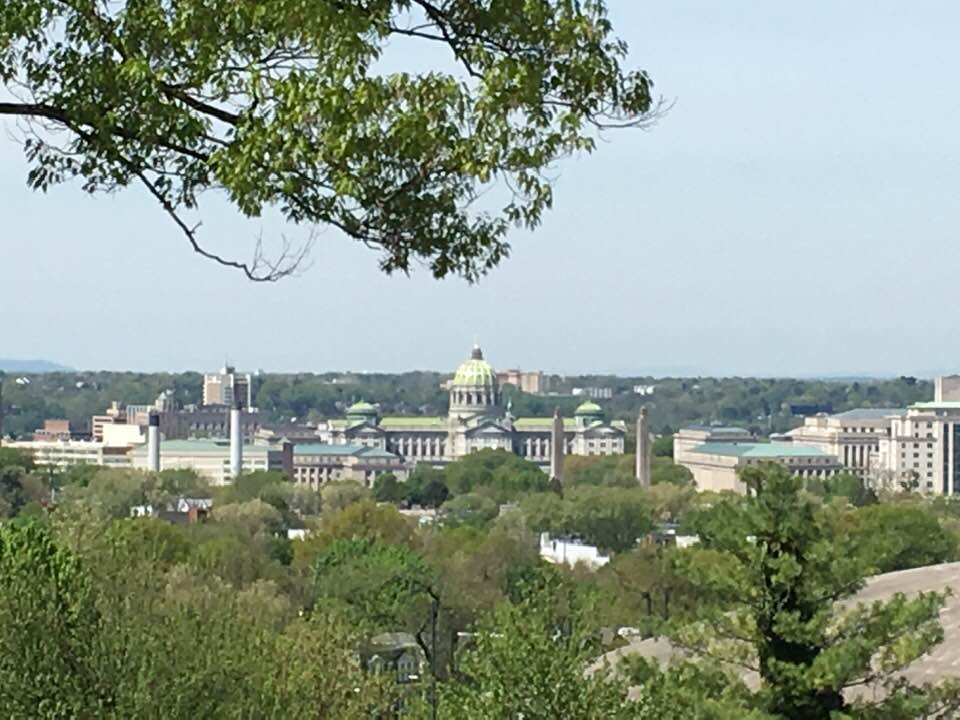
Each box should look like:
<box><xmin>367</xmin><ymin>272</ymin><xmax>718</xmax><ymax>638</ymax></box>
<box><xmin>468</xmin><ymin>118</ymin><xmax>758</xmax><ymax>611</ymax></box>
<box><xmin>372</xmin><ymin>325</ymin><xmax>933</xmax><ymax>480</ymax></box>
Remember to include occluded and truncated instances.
<box><xmin>550</xmin><ymin>407</ymin><xmax>565</xmax><ymax>485</ymax></box>
<box><xmin>636</xmin><ymin>406</ymin><xmax>651</xmax><ymax>488</ymax></box>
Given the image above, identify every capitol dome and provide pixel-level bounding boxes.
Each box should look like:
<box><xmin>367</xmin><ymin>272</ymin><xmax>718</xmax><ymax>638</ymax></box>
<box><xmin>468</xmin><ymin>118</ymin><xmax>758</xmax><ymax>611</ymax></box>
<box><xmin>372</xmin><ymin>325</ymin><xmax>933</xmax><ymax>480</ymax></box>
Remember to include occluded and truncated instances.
<box><xmin>449</xmin><ymin>345</ymin><xmax>499</xmax><ymax>420</ymax></box>
<box><xmin>575</xmin><ymin>400</ymin><xmax>605</xmax><ymax>428</ymax></box>
<box><xmin>452</xmin><ymin>345</ymin><xmax>497</xmax><ymax>387</ymax></box>
<box><xmin>575</xmin><ymin>401</ymin><xmax>604</xmax><ymax>417</ymax></box>
<box><xmin>346</xmin><ymin>399</ymin><xmax>378</xmax><ymax>423</ymax></box>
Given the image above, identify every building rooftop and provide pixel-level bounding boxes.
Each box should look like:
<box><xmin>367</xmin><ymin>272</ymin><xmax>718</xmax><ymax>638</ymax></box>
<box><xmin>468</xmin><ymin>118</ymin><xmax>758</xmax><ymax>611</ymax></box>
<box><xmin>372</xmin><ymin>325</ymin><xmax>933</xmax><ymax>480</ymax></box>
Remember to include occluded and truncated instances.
<box><xmin>681</xmin><ymin>425</ymin><xmax>751</xmax><ymax>434</ymax></box>
<box><xmin>575</xmin><ymin>401</ymin><xmax>604</xmax><ymax>416</ymax></box>
<box><xmin>293</xmin><ymin>444</ymin><xmax>398</xmax><ymax>460</ymax></box>
<box><xmin>832</xmin><ymin>408</ymin><xmax>905</xmax><ymax>419</ymax></box>
<box><xmin>691</xmin><ymin>442</ymin><xmax>830</xmax><ymax>459</ymax></box>
<box><xmin>911</xmin><ymin>402</ymin><xmax>960</xmax><ymax>410</ymax></box>
<box><xmin>134</xmin><ymin>439</ymin><xmax>271</xmax><ymax>454</ymax></box>
<box><xmin>379</xmin><ymin>417</ymin><xmax>447</xmax><ymax>428</ymax></box>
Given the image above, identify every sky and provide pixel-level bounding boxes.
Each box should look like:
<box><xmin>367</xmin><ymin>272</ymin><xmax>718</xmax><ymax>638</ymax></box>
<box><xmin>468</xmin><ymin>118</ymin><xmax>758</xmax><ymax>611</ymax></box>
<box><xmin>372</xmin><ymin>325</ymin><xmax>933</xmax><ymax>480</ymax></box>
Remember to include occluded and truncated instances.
<box><xmin>3</xmin><ymin>1</ymin><xmax>960</xmax><ymax>377</ymax></box>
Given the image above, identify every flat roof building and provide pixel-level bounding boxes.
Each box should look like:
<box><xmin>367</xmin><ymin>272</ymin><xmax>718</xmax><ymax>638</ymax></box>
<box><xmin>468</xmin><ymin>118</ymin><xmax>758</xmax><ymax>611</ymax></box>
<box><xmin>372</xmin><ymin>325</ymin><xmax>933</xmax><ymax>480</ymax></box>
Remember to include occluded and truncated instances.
<box><xmin>129</xmin><ymin>439</ymin><xmax>289</xmax><ymax>485</ymax></box>
<box><xmin>675</xmin><ymin>438</ymin><xmax>842</xmax><ymax>494</ymax></box>
<box><xmin>785</xmin><ymin>408</ymin><xmax>904</xmax><ymax>477</ymax></box>
<box><xmin>291</xmin><ymin>444</ymin><xmax>405</xmax><ymax>489</ymax></box>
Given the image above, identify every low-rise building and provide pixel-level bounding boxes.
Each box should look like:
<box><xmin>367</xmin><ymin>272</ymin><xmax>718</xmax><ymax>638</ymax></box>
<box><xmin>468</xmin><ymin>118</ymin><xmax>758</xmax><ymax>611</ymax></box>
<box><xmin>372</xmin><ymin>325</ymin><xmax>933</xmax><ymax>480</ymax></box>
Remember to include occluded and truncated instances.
<box><xmin>360</xmin><ymin>633</ymin><xmax>426</xmax><ymax>685</ymax></box>
<box><xmin>129</xmin><ymin>439</ymin><xmax>290</xmax><ymax>485</ymax></box>
<box><xmin>673</xmin><ymin>426</ymin><xmax>753</xmax><ymax>467</ymax></box>
<box><xmin>291</xmin><ymin>444</ymin><xmax>405</xmax><ymax>488</ymax></box>
<box><xmin>5</xmin><ymin>439</ymin><xmax>132</xmax><ymax>469</ymax></box>
<box><xmin>675</xmin><ymin>439</ymin><xmax>842</xmax><ymax>494</ymax></box>
<box><xmin>539</xmin><ymin>532</ymin><xmax>610</xmax><ymax>568</ymax></box>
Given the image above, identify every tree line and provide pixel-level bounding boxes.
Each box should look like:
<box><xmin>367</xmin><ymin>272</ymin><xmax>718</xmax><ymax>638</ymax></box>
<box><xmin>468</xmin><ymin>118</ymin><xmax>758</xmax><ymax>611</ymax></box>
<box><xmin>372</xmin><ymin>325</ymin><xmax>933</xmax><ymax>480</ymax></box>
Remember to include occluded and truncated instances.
<box><xmin>0</xmin><ymin>371</ymin><xmax>931</xmax><ymax>440</ymax></box>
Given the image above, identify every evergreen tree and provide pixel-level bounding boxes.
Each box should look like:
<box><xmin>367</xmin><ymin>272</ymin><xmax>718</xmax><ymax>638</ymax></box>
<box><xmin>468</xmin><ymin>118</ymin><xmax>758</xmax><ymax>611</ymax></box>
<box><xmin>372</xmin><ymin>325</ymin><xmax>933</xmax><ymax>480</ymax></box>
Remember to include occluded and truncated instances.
<box><xmin>673</xmin><ymin>463</ymin><xmax>960</xmax><ymax>719</ymax></box>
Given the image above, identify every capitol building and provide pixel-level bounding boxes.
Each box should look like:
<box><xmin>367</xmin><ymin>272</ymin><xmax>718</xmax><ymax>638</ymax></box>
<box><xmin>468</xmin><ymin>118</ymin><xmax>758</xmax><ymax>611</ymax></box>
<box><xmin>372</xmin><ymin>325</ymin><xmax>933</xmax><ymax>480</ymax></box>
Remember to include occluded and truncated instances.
<box><xmin>316</xmin><ymin>346</ymin><xmax>627</xmax><ymax>469</ymax></box>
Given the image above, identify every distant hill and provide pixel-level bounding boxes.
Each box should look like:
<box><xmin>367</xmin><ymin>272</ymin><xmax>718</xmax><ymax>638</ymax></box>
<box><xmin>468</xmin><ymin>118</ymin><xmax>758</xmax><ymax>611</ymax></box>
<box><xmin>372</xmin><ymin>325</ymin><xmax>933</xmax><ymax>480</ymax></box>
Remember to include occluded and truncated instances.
<box><xmin>0</xmin><ymin>358</ymin><xmax>73</xmax><ymax>373</ymax></box>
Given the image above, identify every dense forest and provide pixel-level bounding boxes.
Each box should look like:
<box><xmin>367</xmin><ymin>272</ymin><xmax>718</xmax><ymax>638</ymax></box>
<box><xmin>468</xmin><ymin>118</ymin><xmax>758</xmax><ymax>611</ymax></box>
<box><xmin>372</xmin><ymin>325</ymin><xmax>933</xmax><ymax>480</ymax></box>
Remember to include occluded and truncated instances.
<box><xmin>0</xmin><ymin>369</ymin><xmax>932</xmax><ymax>440</ymax></box>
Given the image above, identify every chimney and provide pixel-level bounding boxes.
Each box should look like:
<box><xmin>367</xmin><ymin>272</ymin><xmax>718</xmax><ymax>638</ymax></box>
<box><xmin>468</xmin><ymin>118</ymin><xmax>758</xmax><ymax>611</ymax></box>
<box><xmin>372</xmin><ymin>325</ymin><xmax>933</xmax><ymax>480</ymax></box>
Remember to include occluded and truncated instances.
<box><xmin>229</xmin><ymin>401</ymin><xmax>242</xmax><ymax>480</ymax></box>
<box><xmin>147</xmin><ymin>411</ymin><xmax>161</xmax><ymax>473</ymax></box>
<box><xmin>636</xmin><ymin>406</ymin><xmax>651</xmax><ymax>488</ymax></box>
<box><xmin>550</xmin><ymin>407</ymin><xmax>565</xmax><ymax>486</ymax></box>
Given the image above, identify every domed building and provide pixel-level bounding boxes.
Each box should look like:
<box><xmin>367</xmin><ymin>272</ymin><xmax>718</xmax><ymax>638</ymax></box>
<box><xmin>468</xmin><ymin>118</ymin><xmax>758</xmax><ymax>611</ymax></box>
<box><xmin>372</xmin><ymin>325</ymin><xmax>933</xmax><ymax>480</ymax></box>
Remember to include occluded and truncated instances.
<box><xmin>316</xmin><ymin>345</ymin><xmax>626</xmax><ymax>470</ymax></box>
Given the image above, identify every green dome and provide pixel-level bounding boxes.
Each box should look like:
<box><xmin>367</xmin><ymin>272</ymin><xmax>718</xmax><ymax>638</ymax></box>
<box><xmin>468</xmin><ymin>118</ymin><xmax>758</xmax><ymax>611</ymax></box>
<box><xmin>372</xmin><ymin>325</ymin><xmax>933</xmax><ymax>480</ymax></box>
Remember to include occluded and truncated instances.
<box><xmin>452</xmin><ymin>346</ymin><xmax>496</xmax><ymax>387</ymax></box>
<box><xmin>575</xmin><ymin>401</ymin><xmax>604</xmax><ymax>416</ymax></box>
<box><xmin>346</xmin><ymin>400</ymin><xmax>378</xmax><ymax>417</ymax></box>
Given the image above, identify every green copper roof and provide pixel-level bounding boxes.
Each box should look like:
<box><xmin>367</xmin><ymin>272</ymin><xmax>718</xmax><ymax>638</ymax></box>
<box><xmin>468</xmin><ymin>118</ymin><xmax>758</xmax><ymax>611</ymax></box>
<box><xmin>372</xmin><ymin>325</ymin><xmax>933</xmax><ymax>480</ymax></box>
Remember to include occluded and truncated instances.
<box><xmin>294</xmin><ymin>444</ymin><xmax>400</xmax><ymax>460</ymax></box>
<box><xmin>514</xmin><ymin>417</ymin><xmax>577</xmax><ymax>430</ymax></box>
<box><xmin>346</xmin><ymin>400</ymin><xmax>378</xmax><ymax>416</ymax></box>
<box><xmin>452</xmin><ymin>346</ymin><xmax>496</xmax><ymax>387</ymax></box>
<box><xmin>691</xmin><ymin>442</ymin><xmax>830</xmax><ymax>459</ymax></box>
<box><xmin>575</xmin><ymin>401</ymin><xmax>604</xmax><ymax>416</ymax></box>
<box><xmin>380</xmin><ymin>417</ymin><xmax>447</xmax><ymax>428</ymax></box>
<box><xmin>911</xmin><ymin>402</ymin><xmax>960</xmax><ymax>410</ymax></box>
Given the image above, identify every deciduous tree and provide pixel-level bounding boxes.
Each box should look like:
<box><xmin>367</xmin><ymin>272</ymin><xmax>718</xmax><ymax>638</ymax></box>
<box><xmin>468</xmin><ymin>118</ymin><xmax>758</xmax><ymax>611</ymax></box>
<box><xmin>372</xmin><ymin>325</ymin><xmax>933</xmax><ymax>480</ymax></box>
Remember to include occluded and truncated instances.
<box><xmin>0</xmin><ymin>0</ymin><xmax>659</xmax><ymax>280</ymax></box>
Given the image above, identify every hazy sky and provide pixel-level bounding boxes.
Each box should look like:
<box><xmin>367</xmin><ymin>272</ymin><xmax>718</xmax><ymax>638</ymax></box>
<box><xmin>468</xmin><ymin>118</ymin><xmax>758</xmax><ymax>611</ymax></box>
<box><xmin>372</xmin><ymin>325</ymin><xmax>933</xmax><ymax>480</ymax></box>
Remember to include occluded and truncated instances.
<box><xmin>3</xmin><ymin>1</ymin><xmax>960</xmax><ymax>377</ymax></box>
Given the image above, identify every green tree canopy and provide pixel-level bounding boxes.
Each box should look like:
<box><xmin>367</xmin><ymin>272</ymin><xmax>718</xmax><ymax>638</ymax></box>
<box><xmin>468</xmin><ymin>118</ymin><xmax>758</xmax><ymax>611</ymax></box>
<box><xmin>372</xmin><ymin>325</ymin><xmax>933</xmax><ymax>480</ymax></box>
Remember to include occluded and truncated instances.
<box><xmin>672</xmin><ymin>463</ymin><xmax>960</xmax><ymax>719</ymax></box>
<box><xmin>845</xmin><ymin>502</ymin><xmax>958</xmax><ymax>574</ymax></box>
<box><xmin>444</xmin><ymin>449</ymin><xmax>548</xmax><ymax>501</ymax></box>
<box><xmin>0</xmin><ymin>522</ymin><xmax>104</xmax><ymax>716</ymax></box>
<box><xmin>0</xmin><ymin>0</ymin><xmax>658</xmax><ymax>281</ymax></box>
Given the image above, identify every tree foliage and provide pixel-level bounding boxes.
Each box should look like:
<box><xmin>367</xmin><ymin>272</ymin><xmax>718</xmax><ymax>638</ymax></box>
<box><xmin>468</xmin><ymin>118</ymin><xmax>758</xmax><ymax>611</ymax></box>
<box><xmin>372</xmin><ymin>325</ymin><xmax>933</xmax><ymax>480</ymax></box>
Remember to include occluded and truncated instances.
<box><xmin>0</xmin><ymin>0</ymin><xmax>658</xmax><ymax>280</ymax></box>
<box><xmin>672</xmin><ymin>463</ymin><xmax>960</xmax><ymax>720</ymax></box>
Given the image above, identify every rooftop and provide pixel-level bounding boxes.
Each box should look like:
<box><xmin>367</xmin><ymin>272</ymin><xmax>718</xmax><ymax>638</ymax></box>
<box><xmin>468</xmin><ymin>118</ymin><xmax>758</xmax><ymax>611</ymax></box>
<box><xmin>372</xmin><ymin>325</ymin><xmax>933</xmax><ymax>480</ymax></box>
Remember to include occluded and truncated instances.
<box><xmin>136</xmin><ymin>439</ymin><xmax>272</xmax><ymax>454</ymax></box>
<box><xmin>691</xmin><ymin>442</ymin><xmax>830</xmax><ymax>459</ymax></box>
<box><xmin>379</xmin><ymin>417</ymin><xmax>447</xmax><ymax>428</ymax></box>
<box><xmin>293</xmin><ymin>444</ymin><xmax>398</xmax><ymax>459</ymax></box>
<box><xmin>911</xmin><ymin>402</ymin><xmax>960</xmax><ymax>410</ymax></box>
<box><xmin>681</xmin><ymin>425</ymin><xmax>751</xmax><ymax>434</ymax></box>
<box><xmin>833</xmin><ymin>408</ymin><xmax>905</xmax><ymax>419</ymax></box>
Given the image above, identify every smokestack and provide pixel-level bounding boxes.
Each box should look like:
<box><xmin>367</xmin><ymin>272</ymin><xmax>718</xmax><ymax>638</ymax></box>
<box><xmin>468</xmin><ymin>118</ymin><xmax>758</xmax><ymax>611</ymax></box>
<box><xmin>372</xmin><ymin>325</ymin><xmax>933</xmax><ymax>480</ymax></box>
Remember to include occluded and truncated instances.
<box><xmin>550</xmin><ymin>407</ymin><xmax>565</xmax><ymax>486</ymax></box>
<box><xmin>147</xmin><ymin>411</ymin><xmax>161</xmax><ymax>472</ymax></box>
<box><xmin>636</xmin><ymin>406</ymin><xmax>651</xmax><ymax>488</ymax></box>
<box><xmin>229</xmin><ymin>401</ymin><xmax>242</xmax><ymax>480</ymax></box>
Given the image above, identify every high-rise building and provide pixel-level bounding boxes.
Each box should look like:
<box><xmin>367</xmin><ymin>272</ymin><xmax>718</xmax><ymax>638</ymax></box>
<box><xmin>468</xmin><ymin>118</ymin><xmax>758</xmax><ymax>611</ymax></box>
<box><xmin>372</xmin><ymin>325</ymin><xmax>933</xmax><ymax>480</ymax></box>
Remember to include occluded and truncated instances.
<box><xmin>203</xmin><ymin>365</ymin><xmax>253</xmax><ymax>409</ymax></box>
<box><xmin>497</xmin><ymin>369</ymin><xmax>546</xmax><ymax>395</ymax></box>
